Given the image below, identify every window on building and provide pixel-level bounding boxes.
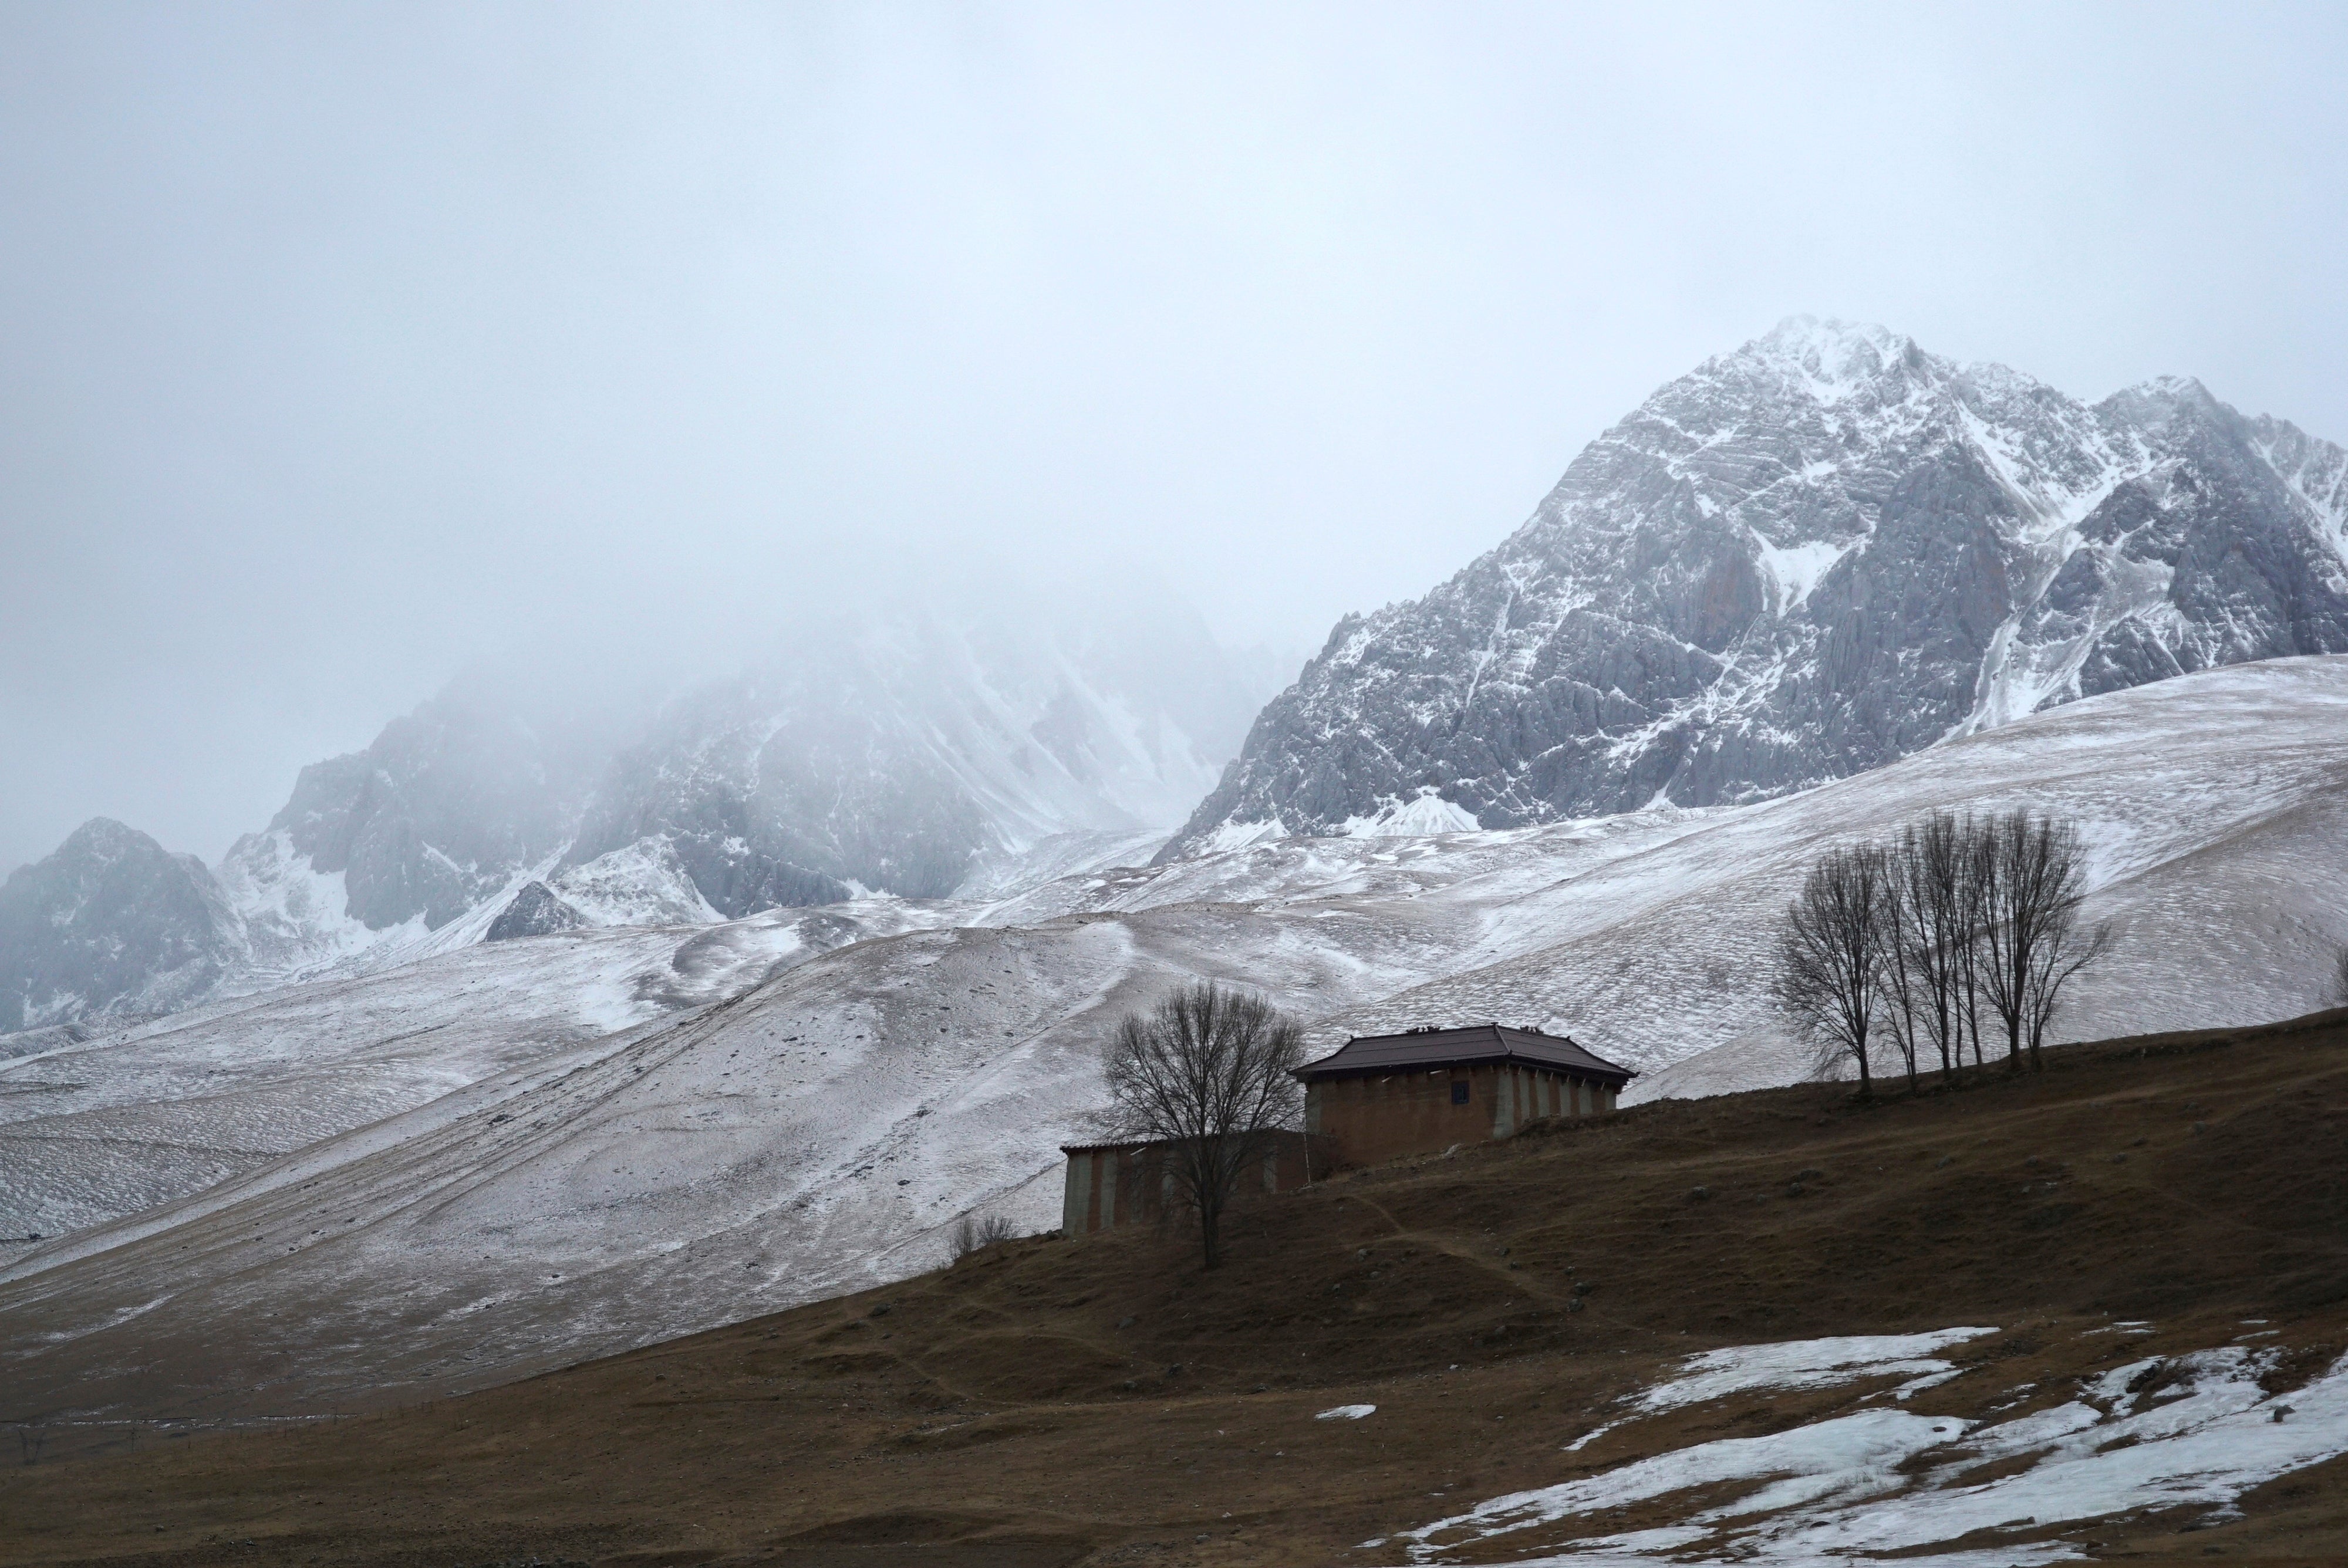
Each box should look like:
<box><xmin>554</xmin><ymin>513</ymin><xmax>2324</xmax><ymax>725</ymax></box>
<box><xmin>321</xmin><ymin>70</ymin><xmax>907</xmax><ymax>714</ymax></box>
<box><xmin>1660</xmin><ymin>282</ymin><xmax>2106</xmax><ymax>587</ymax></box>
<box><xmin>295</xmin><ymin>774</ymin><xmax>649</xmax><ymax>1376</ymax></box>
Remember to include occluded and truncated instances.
<box><xmin>1450</xmin><ymin>1080</ymin><xmax>1470</xmax><ymax>1105</ymax></box>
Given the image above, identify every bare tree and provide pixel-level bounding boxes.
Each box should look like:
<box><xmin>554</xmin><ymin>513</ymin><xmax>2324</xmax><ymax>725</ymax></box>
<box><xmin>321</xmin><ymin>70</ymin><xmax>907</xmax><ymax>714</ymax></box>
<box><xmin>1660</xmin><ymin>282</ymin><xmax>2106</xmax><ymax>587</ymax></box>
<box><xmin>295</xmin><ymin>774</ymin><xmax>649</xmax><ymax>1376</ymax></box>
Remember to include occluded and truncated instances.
<box><xmin>1972</xmin><ymin>812</ymin><xmax>2026</xmax><ymax>1072</ymax></box>
<box><xmin>1974</xmin><ymin>810</ymin><xmax>2106</xmax><ymax>1072</ymax></box>
<box><xmin>949</xmin><ymin>1211</ymin><xmax>1016</xmax><ymax>1263</ymax></box>
<box><xmin>1871</xmin><ymin>850</ymin><xmax>1925</xmax><ymax>1094</ymax></box>
<box><xmin>1099</xmin><ymin>981</ymin><xmax>1304</xmax><ymax>1270</ymax></box>
<box><xmin>1773</xmin><ymin>844</ymin><xmax>1889</xmax><ymax>1097</ymax></box>
<box><xmin>2024</xmin><ymin>911</ymin><xmax>2111</xmax><ymax>1067</ymax></box>
<box><xmin>1893</xmin><ymin>811</ymin><xmax>1975</xmax><ymax>1087</ymax></box>
<box><xmin>1958</xmin><ymin>813</ymin><xmax>1997</xmax><ymax>1072</ymax></box>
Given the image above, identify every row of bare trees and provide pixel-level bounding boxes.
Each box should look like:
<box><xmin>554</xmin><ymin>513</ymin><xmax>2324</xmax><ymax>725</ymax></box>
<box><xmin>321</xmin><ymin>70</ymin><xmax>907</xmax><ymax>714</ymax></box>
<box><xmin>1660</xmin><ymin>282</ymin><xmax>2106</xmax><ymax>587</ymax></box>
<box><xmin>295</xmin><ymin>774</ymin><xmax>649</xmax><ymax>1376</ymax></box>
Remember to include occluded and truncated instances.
<box><xmin>1772</xmin><ymin>809</ymin><xmax>2111</xmax><ymax>1094</ymax></box>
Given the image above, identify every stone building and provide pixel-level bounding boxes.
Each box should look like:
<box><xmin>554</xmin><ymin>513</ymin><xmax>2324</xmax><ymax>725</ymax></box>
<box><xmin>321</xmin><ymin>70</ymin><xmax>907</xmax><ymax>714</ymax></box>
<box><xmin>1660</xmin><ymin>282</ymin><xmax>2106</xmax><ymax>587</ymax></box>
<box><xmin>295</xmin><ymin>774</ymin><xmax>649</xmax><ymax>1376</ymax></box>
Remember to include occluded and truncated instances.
<box><xmin>1295</xmin><ymin>1022</ymin><xmax>1633</xmax><ymax>1168</ymax></box>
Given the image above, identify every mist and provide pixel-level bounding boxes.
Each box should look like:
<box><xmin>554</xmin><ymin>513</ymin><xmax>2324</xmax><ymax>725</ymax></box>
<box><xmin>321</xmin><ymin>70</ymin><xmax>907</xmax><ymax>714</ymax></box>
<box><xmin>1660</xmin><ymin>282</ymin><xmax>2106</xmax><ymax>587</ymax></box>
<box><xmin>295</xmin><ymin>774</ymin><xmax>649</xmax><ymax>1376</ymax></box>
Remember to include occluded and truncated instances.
<box><xmin>5</xmin><ymin>1</ymin><xmax>2346</xmax><ymax>872</ymax></box>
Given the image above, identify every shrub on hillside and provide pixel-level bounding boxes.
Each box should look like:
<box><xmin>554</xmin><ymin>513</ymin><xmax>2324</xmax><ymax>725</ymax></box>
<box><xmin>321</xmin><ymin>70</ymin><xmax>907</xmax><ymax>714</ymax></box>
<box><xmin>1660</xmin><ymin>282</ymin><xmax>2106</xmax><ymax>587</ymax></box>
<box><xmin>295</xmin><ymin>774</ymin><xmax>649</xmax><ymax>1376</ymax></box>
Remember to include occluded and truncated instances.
<box><xmin>949</xmin><ymin>1211</ymin><xmax>1015</xmax><ymax>1262</ymax></box>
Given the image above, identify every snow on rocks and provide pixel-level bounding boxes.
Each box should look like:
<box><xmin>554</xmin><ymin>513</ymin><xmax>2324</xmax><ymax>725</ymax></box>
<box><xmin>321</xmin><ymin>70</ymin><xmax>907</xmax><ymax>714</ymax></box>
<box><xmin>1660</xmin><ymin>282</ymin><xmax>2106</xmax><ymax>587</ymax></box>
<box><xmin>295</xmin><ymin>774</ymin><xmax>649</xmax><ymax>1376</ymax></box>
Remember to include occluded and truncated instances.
<box><xmin>1315</xmin><ymin>1404</ymin><xmax>1378</xmax><ymax>1421</ymax></box>
<box><xmin>546</xmin><ymin>837</ymin><xmax>725</xmax><ymax>928</ymax></box>
<box><xmin>1340</xmin><ymin>790</ymin><xmax>1483</xmax><ymax>838</ymax></box>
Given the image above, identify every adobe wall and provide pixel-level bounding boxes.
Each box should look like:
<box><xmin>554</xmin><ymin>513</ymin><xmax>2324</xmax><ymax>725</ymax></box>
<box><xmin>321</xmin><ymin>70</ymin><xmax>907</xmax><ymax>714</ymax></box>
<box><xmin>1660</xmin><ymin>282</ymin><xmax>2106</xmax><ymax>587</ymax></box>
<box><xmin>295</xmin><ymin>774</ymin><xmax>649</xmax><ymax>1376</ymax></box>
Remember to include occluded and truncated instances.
<box><xmin>1060</xmin><ymin>1130</ymin><xmax>1323</xmax><ymax>1236</ymax></box>
<box><xmin>1303</xmin><ymin>1063</ymin><xmax>1618</xmax><ymax>1168</ymax></box>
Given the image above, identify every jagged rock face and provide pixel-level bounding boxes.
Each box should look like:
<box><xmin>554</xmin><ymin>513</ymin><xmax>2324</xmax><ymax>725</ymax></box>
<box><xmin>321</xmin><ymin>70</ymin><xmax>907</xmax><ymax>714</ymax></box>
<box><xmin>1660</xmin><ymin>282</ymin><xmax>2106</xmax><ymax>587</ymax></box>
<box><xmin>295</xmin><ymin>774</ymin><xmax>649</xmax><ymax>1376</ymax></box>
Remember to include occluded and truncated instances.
<box><xmin>565</xmin><ymin>677</ymin><xmax>917</xmax><ymax>912</ymax></box>
<box><xmin>544</xmin><ymin>837</ymin><xmax>726</xmax><ymax>928</ymax></box>
<box><xmin>484</xmin><ymin>881</ymin><xmax>585</xmax><ymax>942</ymax></box>
<box><xmin>0</xmin><ymin>819</ymin><xmax>243</xmax><ymax>1033</ymax></box>
<box><xmin>253</xmin><ymin>698</ymin><xmax>589</xmax><ymax>932</ymax></box>
<box><xmin>1164</xmin><ymin>319</ymin><xmax>2348</xmax><ymax>857</ymax></box>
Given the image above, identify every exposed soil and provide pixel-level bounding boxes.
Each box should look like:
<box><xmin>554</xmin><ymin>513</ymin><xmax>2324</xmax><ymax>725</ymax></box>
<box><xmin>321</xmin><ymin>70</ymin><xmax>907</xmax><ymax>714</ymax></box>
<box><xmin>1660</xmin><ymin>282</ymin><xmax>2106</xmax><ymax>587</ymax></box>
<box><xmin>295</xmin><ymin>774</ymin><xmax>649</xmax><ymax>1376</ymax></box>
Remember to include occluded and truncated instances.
<box><xmin>8</xmin><ymin>1011</ymin><xmax>2348</xmax><ymax>1567</ymax></box>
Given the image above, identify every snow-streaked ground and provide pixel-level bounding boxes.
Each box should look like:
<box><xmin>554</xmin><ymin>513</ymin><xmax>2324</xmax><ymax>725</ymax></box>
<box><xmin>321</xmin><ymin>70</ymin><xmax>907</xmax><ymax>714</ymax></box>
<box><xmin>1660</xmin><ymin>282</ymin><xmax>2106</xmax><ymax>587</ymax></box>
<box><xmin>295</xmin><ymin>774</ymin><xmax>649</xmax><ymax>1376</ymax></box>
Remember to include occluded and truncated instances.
<box><xmin>0</xmin><ymin>900</ymin><xmax>946</xmax><ymax>1242</ymax></box>
<box><xmin>4</xmin><ymin>656</ymin><xmax>2347</xmax><ymax>1421</ymax></box>
<box><xmin>1389</xmin><ymin>1329</ymin><xmax>2348</xmax><ymax>1567</ymax></box>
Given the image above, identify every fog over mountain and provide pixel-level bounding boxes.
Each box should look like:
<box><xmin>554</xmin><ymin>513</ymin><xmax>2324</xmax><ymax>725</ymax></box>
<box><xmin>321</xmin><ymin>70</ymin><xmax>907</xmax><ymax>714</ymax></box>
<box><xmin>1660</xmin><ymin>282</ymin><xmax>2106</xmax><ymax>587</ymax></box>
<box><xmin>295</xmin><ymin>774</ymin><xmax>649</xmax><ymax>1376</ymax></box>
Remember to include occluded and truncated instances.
<box><xmin>6</xmin><ymin>6</ymin><xmax>2347</xmax><ymax>886</ymax></box>
<box><xmin>1</xmin><ymin>596</ymin><xmax>1276</xmax><ymax>1036</ymax></box>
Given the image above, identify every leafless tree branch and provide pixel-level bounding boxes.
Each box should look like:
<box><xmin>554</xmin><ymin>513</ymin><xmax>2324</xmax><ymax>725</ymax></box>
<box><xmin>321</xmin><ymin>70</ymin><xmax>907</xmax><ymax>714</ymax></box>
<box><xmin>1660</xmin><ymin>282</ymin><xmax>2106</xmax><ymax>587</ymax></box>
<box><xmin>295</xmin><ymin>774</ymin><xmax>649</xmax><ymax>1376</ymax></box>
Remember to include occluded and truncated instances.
<box><xmin>1772</xmin><ymin>843</ymin><xmax>1887</xmax><ymax>1097</ymax></box>
<box><xmin>1098</xmin><ymin>981</ymin><xmax>1304</xmax><ymax>1270</ymax></box>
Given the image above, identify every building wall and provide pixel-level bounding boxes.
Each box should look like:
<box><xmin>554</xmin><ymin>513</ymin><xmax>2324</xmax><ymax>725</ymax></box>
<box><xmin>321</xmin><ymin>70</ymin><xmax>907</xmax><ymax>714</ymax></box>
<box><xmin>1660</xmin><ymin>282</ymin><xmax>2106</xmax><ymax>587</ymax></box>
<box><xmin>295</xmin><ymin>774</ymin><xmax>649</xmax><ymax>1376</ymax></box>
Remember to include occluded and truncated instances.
<box><xmin>1304</xmin><ymin>1063</ymin><xmax>1618</xmax><ymax>1168</ymax></box>
<box><xmin>1060</xmin><ymin>1130</ymin><xmax>1323</xmax><ymax>1237</ymax></box>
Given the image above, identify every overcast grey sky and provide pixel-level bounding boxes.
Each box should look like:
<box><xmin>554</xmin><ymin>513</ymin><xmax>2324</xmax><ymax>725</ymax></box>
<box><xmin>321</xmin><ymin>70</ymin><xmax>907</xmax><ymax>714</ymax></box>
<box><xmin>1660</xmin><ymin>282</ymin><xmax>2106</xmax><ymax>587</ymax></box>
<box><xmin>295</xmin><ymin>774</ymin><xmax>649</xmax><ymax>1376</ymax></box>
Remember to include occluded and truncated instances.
<box><xmin>5</xmin><ymin>2</ymin><xmax>2346</xmax><ymax>873</ymax></box>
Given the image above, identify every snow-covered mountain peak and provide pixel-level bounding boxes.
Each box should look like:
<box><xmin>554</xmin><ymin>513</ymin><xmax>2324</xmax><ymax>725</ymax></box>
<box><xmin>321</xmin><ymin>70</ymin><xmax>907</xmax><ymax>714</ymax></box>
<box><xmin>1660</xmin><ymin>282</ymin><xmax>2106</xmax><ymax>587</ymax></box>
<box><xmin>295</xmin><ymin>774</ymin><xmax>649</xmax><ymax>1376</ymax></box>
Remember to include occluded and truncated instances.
<box><xmin>2097</xmin><ymin>373</ymin><xmax>2227</xmax><ymax>437</ymax></box>
<box><xmin>0</xmin><ymin>819</ymin><xmax>243</xmax><ymax>1035</ymax></box>
<box><xmin>1741</xmin><ymin>315</ymin><xmax>1921</xmax><ymax>401</ymax></box>
<box><xmin>1164</xmin><ymin>323</ymin><xmax>2348</xmax><ymax>859</ymax></box>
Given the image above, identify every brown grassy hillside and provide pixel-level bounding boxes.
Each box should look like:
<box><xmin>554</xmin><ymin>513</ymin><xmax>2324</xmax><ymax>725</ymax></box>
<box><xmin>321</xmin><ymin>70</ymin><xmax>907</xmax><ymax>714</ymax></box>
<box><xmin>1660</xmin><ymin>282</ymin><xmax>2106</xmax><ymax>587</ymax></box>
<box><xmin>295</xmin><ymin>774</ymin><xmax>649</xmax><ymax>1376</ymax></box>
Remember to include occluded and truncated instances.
<box><xmin>8</xmin><ymin>1011</ymin><xmax>2348</xmax><ymax>1568</ymax></box>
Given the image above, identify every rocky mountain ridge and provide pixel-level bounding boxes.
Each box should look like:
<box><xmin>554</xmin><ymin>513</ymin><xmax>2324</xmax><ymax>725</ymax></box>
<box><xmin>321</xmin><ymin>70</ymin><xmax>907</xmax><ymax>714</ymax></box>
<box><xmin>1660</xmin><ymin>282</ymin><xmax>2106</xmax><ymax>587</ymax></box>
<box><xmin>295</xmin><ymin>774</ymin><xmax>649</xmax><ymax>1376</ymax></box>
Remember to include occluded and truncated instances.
<box><xmin>0</xmin><ymin>820</ymin><xmax>245</xmax><ymax>1038</ymax></box>
<box><xmin>1165</xmin><ymin>317</ymin><xmax>2348</xmax><ymax>856</ymax></box>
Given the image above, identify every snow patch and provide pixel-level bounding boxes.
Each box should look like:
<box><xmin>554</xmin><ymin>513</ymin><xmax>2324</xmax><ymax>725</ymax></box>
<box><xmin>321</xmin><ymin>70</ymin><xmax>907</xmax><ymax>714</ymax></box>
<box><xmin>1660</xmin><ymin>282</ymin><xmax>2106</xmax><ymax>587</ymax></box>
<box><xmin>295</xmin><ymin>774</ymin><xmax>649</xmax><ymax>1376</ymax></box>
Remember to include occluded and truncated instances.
<box><xmin>1402</xmin><ymin>1336</ymin><xmax>2348</xmax><ymax>1567</ymax></box>
<box><xmin>1341</xmin><ymin>789</ymin><xmax>1482</xmax><ymax>838</ymax></box>
<box><xmin>1197</xmin><ymin>817</ymin><xmax>1290</xmax><ymax>854</ymax></box>
<box><xmin>1752</xmin><ymin>535</ymin><xmax>1857</xmax><ymax>615</ymax></box>
<box><xmin>1629</xmin><ymin>1327</ymin><xmax>1998</xmax><ymax>1414</ymax></box>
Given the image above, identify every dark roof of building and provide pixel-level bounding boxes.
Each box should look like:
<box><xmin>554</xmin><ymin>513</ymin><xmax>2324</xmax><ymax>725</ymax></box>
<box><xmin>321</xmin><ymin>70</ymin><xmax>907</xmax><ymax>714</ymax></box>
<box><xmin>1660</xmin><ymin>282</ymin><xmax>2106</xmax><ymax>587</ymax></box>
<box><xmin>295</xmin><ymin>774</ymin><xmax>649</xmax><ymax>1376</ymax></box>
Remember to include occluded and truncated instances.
<box><xmin>1293</xmin><ymin>1022</ymin><xmax>1635</xmax><ymax>1084</ymax></box>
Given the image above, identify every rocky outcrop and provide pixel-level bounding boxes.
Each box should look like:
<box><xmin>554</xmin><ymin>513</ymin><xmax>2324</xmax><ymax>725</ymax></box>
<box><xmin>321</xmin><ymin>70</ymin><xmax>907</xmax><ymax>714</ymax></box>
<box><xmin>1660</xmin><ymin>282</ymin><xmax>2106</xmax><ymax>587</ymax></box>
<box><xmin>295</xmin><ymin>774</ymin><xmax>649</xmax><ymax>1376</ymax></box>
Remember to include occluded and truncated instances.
<box><xmin>483</xmin><ymin>882</ymin><xmax>586</xmax><ymax>942</ymax></box>
<box><xmin>0</xmin><ymin>819</ymin><xmax>244</xmax><ymax>1033</ymax></box>
<box><xmin>1163</xmin><ymin>319</ymin><xmax>2348</xmax><ymax>858</ymax></box>
<box><xmin>239</xmin><ymin>695</ymin><xmax>592</xmax><ymax>935</ymax></box>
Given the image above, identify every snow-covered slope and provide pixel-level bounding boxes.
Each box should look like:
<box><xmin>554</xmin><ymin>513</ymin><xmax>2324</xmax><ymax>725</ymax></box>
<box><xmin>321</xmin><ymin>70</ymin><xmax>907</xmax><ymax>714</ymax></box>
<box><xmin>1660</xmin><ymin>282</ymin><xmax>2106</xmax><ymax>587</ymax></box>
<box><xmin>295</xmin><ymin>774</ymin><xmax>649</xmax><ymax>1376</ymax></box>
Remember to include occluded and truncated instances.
<box><xmin>4</xmin><ymin>657</ymin><xmax>2345</xmax><ymax>1425</ymax></box>
<box><xmin>0</xmin><ymin>899</ymin><xmax>947</xmax><ymax>1246</ymax></box>
<box><xmin>1167</xmin><ymin>317</ymin><xmax>2348</xmax><ymax>857</ymax></box>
